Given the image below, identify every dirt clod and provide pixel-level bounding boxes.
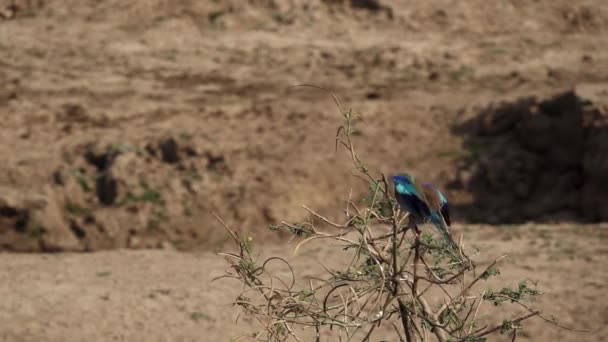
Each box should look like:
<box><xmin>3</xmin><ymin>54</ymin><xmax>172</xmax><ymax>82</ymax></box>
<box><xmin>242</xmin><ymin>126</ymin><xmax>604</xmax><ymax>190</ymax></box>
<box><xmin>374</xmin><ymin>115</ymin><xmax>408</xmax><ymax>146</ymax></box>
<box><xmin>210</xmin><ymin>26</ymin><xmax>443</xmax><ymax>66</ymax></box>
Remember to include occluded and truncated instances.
<box><xmin>95</xmin><ymin>172</ymin><xmax>118</xmax><ymax>206</ymax></box>
<box><xmin>159</xmin><ymin>137</ymin><xmax>180</xmax><ymax>164</ymax></box>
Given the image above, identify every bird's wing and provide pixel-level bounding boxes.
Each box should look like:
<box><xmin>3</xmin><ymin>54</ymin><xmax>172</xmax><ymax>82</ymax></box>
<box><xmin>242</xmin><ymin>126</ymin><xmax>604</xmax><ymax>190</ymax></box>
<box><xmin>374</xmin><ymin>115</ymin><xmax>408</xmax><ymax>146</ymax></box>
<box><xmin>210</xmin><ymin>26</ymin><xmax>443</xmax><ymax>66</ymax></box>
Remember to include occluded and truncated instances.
<box><xmin>422</xmin><ymin>183</ymin><xmax>450</xmax><ymax>226</ymax></box>
<box><xmin>393</xmin><ymin>175</ymin><xmax>431</xmax><ymax>217</ymax></box>
<box><xmin>430</xmin><ymin>212</ymin><xmax>458</xmax><ymax>249</ymax></box>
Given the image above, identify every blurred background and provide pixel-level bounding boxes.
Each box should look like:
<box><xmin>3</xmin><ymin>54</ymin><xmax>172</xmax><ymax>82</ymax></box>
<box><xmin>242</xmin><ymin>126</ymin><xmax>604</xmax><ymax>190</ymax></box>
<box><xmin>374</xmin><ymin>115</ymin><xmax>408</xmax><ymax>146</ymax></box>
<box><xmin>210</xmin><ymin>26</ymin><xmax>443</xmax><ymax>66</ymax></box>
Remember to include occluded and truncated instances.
<box><xmin>0</xmin><ymin>0</ymin><xmax>606</xmax><ymax>341</ymax></box>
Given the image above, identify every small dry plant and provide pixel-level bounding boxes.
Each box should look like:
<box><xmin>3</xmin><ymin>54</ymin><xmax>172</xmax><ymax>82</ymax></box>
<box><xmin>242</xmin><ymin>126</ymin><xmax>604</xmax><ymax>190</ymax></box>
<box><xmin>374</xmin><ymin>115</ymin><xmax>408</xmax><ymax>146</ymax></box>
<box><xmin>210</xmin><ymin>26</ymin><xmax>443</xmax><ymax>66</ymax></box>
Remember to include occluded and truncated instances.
<box><xmin>215</xmin><ymin>90</ymin><xmax>570</xmax><ymax>341</ymax></box>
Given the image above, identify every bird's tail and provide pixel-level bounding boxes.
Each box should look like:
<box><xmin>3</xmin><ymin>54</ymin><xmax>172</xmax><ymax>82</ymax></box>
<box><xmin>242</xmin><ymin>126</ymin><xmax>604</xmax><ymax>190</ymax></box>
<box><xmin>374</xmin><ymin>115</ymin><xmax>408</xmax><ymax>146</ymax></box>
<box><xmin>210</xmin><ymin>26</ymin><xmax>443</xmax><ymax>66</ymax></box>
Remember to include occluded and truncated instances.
<box><xmin>430</xmin><ymin>213</ymin><xmax>459</xmax><ymax>251</ymax></box>
<box><xmin>430</xmin><ymin>213</ymin><xmax>474</xmax><ymax>270</ymax></box>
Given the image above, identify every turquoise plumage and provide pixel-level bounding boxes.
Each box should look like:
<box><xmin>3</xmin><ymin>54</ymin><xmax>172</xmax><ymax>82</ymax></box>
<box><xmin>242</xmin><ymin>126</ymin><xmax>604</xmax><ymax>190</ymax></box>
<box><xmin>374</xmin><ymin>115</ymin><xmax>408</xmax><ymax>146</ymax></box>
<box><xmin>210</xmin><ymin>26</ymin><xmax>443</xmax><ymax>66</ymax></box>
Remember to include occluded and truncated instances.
<box><xmin>393</xmin><ymin>175</ymin><xmax>458</xmax><ymax>249</ymax></box>
<box><xmin>392</xmin><ymin>174</ymin><xmax>431</xmax><ymax>224</ymax></box>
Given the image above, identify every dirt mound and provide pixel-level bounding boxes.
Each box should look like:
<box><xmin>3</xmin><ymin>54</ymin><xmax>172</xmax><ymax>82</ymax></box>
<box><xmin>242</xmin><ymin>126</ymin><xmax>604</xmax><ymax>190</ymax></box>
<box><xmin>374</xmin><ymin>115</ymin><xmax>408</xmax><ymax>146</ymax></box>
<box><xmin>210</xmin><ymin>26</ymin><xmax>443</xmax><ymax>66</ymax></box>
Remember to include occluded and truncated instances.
<box><xmin>0</xmin><ymin>133</ymin><xmax>234</xmax><ymax>252</ymax></box>
<box><xmin>450</xmin><ymin>91</ymin><xmax>608</xmax><ymax>223</ymax></box>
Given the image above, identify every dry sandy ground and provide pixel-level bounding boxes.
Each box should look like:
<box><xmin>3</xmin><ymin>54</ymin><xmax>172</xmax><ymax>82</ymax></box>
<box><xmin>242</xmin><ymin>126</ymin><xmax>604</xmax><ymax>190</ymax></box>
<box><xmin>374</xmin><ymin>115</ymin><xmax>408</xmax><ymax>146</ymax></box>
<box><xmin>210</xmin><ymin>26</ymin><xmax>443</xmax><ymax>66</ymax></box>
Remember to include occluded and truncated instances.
<box><xmin>0</xmin><ymin>1</ymin><xmax>608</xmax><ymax>341</ymax></box>
<box><xmin>1</xmin><ymin>0</ymin><xmax>608</xmax><ymax>251</ymax></box>
<box><xmin>1</xmin><ymin>224</ymin><xmax>607</xmax><ymax>342</ymax></box>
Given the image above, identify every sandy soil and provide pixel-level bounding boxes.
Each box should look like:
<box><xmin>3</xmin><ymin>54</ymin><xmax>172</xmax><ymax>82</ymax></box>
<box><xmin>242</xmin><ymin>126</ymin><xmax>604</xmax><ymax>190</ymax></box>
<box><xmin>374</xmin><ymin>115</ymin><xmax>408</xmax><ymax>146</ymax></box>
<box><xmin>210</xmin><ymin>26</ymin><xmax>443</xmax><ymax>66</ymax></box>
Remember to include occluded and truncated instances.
<box><xmin>1</xmin><ymin>0</ymin><xmax>607</xmax><ymax>251</ymax></box>
<box><xmin>1</xmin><ymin>224</ymin><xmax>607</xmax><ymax>341</ymax></box>
<box><xmin>1</xmin><ymin>0</ymin><xmax>608</xmax><ymax>341</ymax></box>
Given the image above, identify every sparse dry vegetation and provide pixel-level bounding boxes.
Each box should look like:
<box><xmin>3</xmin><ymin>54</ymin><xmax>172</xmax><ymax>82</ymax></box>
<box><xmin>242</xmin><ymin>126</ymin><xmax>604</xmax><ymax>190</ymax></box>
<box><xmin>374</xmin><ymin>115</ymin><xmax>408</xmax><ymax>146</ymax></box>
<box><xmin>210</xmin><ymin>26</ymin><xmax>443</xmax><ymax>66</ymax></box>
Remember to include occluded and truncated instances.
<box><xmin>218</xmin><ymin>92</ymin><xmax>580</xmax><ymax>341</ymax></box>
<box><xmin>0</xmin><ymin>0</ymin><xmax>607</xmax><ymax>341</ymax></box>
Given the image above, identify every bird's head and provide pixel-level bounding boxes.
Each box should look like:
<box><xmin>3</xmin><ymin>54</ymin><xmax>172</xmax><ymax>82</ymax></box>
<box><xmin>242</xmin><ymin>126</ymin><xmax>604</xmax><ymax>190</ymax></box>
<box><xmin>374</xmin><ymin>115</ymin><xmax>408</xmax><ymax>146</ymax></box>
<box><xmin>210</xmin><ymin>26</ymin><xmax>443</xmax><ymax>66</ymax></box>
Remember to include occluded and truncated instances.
<box><xmin>392</xmin><ymin>174</ymin><xmax>417</xmax><ymax>195</ymax></box>
<box><xmin>393</xmin><ymin>173</ymin><xmax>415</xmax><ymax>184</ymax></box>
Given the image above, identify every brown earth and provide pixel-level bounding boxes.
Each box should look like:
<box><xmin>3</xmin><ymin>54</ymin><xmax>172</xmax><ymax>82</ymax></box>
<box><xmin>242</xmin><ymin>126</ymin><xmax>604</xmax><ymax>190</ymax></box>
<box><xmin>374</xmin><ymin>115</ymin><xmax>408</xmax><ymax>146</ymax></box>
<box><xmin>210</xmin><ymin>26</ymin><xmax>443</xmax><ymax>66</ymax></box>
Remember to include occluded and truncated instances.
<box><xmin>0</xmin><ymin>0</ymin><xmax>607</xmax><ymax>340</ymax></box>
<box><xmin>1</xmin><ymin>224</ymin><xmax>607</xmax><ymax>341</ymax></box>
<box><xmin>1</xmin><ymin>0</ymin><xmax>607</xmax><ymax>252</ymax></box>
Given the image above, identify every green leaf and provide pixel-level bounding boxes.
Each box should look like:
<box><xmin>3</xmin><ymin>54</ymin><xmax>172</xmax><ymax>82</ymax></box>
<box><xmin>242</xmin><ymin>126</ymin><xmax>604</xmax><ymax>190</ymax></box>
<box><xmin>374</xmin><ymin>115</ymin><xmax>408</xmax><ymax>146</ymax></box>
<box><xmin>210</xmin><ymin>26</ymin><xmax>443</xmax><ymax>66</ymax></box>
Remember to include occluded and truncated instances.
<box><xmin>71</xmin><ymin>169</ymin><xmax>91</xmax><ymax>192</ymax></box>
<box><xmin>481</xmin><ymin>266</ymin><xmax>501</xmax><ymax>280</ymax></box>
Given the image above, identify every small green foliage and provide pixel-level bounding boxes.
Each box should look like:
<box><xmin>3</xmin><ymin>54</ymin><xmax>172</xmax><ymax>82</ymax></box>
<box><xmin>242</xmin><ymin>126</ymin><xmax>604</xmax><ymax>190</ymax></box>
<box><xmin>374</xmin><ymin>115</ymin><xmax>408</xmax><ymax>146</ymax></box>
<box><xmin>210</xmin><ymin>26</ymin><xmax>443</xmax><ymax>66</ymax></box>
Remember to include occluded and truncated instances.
<box><xmin>335</xmin><ymin>268</ymin><xmax>365</xmax><ymax>281</ymax></box>
<box><xmin>400</xmin><ymin>67</ymin><xmax>420</xmax><ymax>82</ymax></box>
<box><xmin>499</xmin><ymin>319</ymin><xmax>521</xmax><ymax>334</ymax></box>
<box><xmin>487</xmin><ymin>47</ymin><xmax>507</xmax><ymax>55</ymax></box>
<box><xmin>27</xmin><ymin>225</ymin><xmax>45</xmax><ymax>238</ymax></box>
<box><xmin>420</xmin><ymin>232</ymin><xmax>438</xmax><ymax>246</ymax></box>
<box><xmin>350</xmin><ymin>129</ymin><xmax>363</xmax><ymax>136</ymax></box>
<box><xmin>267</xmin><ymin>222</ymin><xmax>312</xmax><ymax>236</ymax></box>
<box><xmin>140</xmin><ymin>187</ymin><xmax>163</xmax><ymax>204</ymax></box>
<box><xmin>159</xmin><ymin>49</ymin><xmax>177</xmax><ymax>61</ymax></box>
<box><xmin>146</xmin><ymin>219</ymin><xmax>160</xmax><ymax>231</ymax></box>
<box><xmin>556</xmin><ymin>240</ymin><xmax>578</xmax><ymax>260</ymax></box>
<box><xmin>274</xmin><ymin>322</ymin><xmax>287</xmax><ymax>336</ymax></box>
<box><xmin>460</xmin><ymin>336</ymin><xmax>487</xmax><ymax>342</ymax></box>
<box><xmin>480</xmin><ymin>265</ymin><xmax>501</xmax><ymax>280</ymax></box>
<box><xmin>118</xmin><ymin>183</ymin><xmax>164</xmax><ymax>206</ymax></box>
<box><xmin>357</xmin><ymin>160</ymin><xmax>369</xmax><ymax>173</ymax></box>
<box><xmin>65</xmin><ymin>201</ymin><xmax>92</xmax><ymax>216</ymax></box>
<box><xmin>298</xmin><ymin>289</ymin><xmax>314</xmax><ymax>303</ymax></box>
<box><xmin>341</xmin><ymin>242</ymin><xmax>360</xmax><ymax>251</ymax></box>
<box><xmin>439</xmin><ymin>307</ymin><xmax>461</xmax><ymax>327</ymax></box>
<box><xmin>386</xmin><ymin>242</ymin><xmax>401</xmax><ymax>257</ymax></box>
<box><xmin>430</xmin><ymin>265</ymin><xmax>449</xmax><ymax>278</ymax></box>
<box><xmin>372</xmin><ymin>52</ymin><xmax>382</xmax><ymax>66</ymax></box>
<box><xmin>147</xmin><ymin>210</ymin><xmax>169</xmax><ymax>231</ymax></box>
<box><xmin>484</xmin><ymin>280</ymin><xmax>541</xmax><ymax>306</ymax></box>
<box><xmin>209</xmin><ymin>10</ymin><xmax>224</xmax><ymax>24</ymax></box>
<box><xmin>355</xmin><ymin>256</ymin><xmax>380</xmax><ymax>277</ymax></box>
<box><xmin>450</xmin><ymin>65</ymin><xmax>476</xmax><ymax>81</ymax></box>
<box><xmin>272</xmin><ymin>12</ymin><xmax>292</xmax><ymax>25</ymax></box>
<box><xmin>238</xmin><ymin>257</ymin><xmax>258</xmax><ymax>283</ymax></box>
<box><xmin>420</xmin><ymin>232</ymin><xmax>464</xmax><ymax>275</ymax></box>
<box><xmin>240</xmin><ymin>237</ymin><xmax>253</xmax><ymax>255</ymax></box>
<box><xmin>343</xmin><ymin>108</ymin><xmax>354</xmax><ymax>134</ymax></box>
<box><xmin>234</xmin><ymin>294</ymin><xmax>252</xmax><ymax>310</ymax></box>
<box><xmin>108</xmin><ymin>143</ymin><xmax>139</xmax><ymax>156</ymax></box>
<box><xmin>348</xmin><ymin>215</ymin><xmax>366</xmax><ymax>229</ymax></box>
<box><xmin>96</xmin><ymin>271</ymin><xmax>111</xmax><ymax>277</ymax></box>
<box><xmin>549</xmin><ymin>315</ymin><xmax>559</xmax><ymax>325</ymax></box>
<box><xmin>117</xmin><ymin>193</ymin><xmax>134</xmax><ymax>206</ymax></box>
<box><xmin>171</xmin><ymin>239</ymin><xmax>185</xmax><ymax>249</ymax></box>
<box><xmin>178</xmin><ymin>132</ymin><xmax>193</xmax><ymax>141</ymax></box>
<box><xmin>182</xmin><ymin>202</ymin><xmax>193</xmax><ymax>217</ymax></box>
<box><xmin>183</xmin><ymin>169</ymin><xmax>202</xmax><ymax>182</ymax></box>
<box><xmin>190</xmin><ymin>311</ymin><xmax>211</xmax><ymax>322</ymax></box>
<box><xmin>287</xmin><ymin>223</ymin><xmax>311</xmax><ymax>237</ymax></box>
<box><xmin>362</xmin><ymin>181</ymin><xmax>391</xmax><ymax>218</ymax></box>
<box><xmin>71</xmin><ymin>169</ymin><xmax>91</xmax><ymax>192</ymax></box>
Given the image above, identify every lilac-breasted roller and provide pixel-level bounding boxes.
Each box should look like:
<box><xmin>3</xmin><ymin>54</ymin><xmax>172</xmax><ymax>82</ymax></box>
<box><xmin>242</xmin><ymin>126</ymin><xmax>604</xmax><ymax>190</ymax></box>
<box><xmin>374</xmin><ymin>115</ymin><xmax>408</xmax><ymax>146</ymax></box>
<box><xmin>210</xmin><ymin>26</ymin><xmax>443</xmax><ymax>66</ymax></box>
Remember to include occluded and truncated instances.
<box><xmin>392</xmin><ymin>174</ymin><xmax>457</xmax><ymax>249</ymax></box>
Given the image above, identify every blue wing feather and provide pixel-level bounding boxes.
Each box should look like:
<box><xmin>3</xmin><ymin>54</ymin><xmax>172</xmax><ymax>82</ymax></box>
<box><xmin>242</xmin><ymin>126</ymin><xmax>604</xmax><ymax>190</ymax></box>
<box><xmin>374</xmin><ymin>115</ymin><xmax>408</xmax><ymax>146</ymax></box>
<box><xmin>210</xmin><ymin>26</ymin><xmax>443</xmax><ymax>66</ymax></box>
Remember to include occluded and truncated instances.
<box><xmin>435</xmin><ymin>188</ymin><xmax>450</xmax><ymax>226</ymax></box>
<box><xmin>393</xmin><ymin>175</ymin><xmax>431</xmax><ymax>221</ymax></box>
<box><xmin>404</xmin><ymin>176</ymin><xmax>458</xmax><ymax>249</ymax></box>
<box><xmin>422</xmin><ymin>182</ymin><xmax>451</xmax><ymax>227</ymax></box>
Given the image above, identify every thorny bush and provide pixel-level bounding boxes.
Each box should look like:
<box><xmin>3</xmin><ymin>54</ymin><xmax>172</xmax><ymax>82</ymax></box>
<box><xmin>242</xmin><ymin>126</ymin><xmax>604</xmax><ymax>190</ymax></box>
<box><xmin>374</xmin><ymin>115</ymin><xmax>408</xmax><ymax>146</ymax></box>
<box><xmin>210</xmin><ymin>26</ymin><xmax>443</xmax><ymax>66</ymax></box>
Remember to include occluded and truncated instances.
<box><xmin>215</xmin><ymin>87</ymin><xmax>579</xmax><ymax>341</ymax></box>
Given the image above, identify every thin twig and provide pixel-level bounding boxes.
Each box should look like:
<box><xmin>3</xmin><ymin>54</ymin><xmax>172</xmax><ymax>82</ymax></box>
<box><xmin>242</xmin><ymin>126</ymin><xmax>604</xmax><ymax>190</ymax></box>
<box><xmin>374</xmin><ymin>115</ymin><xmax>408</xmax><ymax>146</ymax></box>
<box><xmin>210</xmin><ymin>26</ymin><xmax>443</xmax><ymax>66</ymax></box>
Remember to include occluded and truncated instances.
<box><xmin>476</xmin><ymin>311</ymin><xmax>540</xmax><ymax>338</ymax></box>
<box><xmin>437</xmin><ymin>255</ymin><xmax>508</xmax><ymax>318</ymax></box>
<box><xmin>468</xmin><ymin>290</ymin><xmax>485</xmax><ymax>335</ymax></box>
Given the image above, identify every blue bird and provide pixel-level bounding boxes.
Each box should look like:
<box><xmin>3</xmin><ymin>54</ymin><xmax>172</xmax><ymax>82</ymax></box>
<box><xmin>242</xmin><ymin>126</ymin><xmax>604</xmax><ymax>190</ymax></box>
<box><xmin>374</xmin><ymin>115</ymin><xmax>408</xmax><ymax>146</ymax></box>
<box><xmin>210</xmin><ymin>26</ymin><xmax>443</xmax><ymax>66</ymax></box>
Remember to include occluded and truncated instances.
<box><xmin>393</xmin><ymin>174</ymin><xmax>458</xmax><ymax>249</ymax></box>
<box><xmin>392</xmin><ymin>174</ymin><xmax>431</xmax><ymax>225</ymax></box>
